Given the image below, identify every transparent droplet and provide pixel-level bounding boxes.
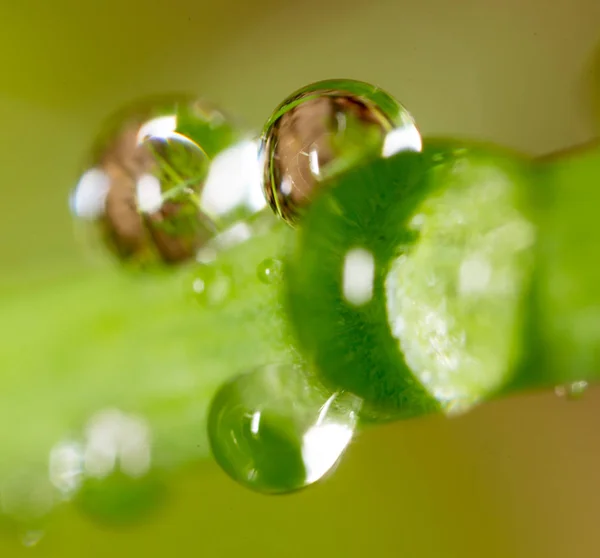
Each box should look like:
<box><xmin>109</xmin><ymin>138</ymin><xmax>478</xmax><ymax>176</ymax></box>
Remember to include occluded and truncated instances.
<box><xmin>208</xmin><ymin>363</ymin><xmax>361</xmax><ymax>494</ymax></box>
<box><xmin>70</xmin><ymin>95</ymin><xmax>241</xmax><ymax>268</ymax></box>
<box><xmin>257</xmin><ymin>258</ymin><xmax>284</xmax><ymax>284</ymax></box>
<box><xmin>555</xmin><ymin>380</ymin><xmax>588</xmax><ymax>400</ymax></box>
<box><xmin>259</xmin><ymin>79</ymin><xmax>421</xmax><ymax>224</ymax></box>
<box><xmin>21</xmin><ymin>529</ymin><xmax>44</xmax><ymax>548</ymax></box>
<box><xmin>75</xmin><ymin>409</ymin><xmax>166</xmax><ymax>525</ymax></box>
<box><xmin>48</xmin><ymin>440</ymin><xmax>84</xmax><ymax>500</ymax></box>
<box><xmin>188</xmin><ymin>263</ymin><xmax>234</xmax><ymax>307</ymax></box>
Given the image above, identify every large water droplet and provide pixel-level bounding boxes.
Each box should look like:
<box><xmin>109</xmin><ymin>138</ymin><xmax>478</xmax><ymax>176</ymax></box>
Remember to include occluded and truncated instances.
<box><xmin>70</xmin><ymin>95</ymin><xmax>241</xmax><ymax>268</ymax></box>
<box><xmin>256</xmin><ymin>258</ymin><xmax>283</xmax><ymax>284</ymax></box>
<box><xmin>208</xmin><ymin>363</ymin><xmax>361</xmax><ymax>494</ymax></box>
<box><xmin>555</xmin><ymin>380</ymin><xmax>588</xmax><ymax>400</ymax></box>
<box><xmin>259</xmin><ymin>79</ymin><xmax>421</xmax><ymax>225</ymax></box>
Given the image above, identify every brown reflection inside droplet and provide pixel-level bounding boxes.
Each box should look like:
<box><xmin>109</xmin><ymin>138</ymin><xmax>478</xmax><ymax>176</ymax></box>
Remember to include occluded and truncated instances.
<box><xmin>264</xmin><ymin>93</ymin><xmax>390</xmax><ymax>224</ymax></box>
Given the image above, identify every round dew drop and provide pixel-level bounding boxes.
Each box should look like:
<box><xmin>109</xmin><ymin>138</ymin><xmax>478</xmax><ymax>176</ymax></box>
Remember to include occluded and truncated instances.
<box><xmin>256</xmin><ymin>258</ymin><xmax>284</xmax><ymax>284</ymax></box>
<box><xmin>207</xmin><ymin>363</ymin><xmax>361</xmax><ymax>494</ymax></box>
<box><xmin>69</xmin><ymin>95</ymin><xmax>240</xmax><ymax>268</ymax></box>
<box><xmin>555</xmin><ymin>380</ymin><xmax>588</xmax><ymax>400</ymax></box>
<box><xmin>259</xmin><ymin>79</ymin><xmax>421</xmax><ymax>225</ymax></box>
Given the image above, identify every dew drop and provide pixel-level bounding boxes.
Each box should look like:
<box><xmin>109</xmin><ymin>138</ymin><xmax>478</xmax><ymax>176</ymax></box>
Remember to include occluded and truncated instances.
<box><xmin>21</xmin><ymin>529</ymin><xmax>44</xmax><ymax>548</ymax></box>
<box><xmin>260</xmin><ymin>79</ymin><xmax>421</xmax><ymax>225</ymax></box>
<box><xmin>208</xmin><ymin>363</ymin><xmax>361</xmax><ymax>494</ymax></box>
<box><xmin>555</xmin><ymin>380</ymin><xmax>588</xmax><ymax>400</ymax></box>
<box><xmin>74</xmin><ymin>409</ymin><xmax>166</xmax><ymax>525</ymax></box>
<box><xmin>70</xmin><ymin>95</ymin><xmax>241</xmax><ymax>269</ymax></box>
<box><xmin>188</xmin><ymin>263</ymin><xmax>234</xmax><ymax>307</ymax></box>
<box><xmin>257</xmin><ymin>258</ymin><xmax>284</xmax><ymax>284</ymax></box>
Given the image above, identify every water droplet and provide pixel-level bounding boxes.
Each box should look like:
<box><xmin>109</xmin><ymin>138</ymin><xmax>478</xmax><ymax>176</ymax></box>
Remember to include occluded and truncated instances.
<box><xmin>208</xmin><ymin>363</ymin><xmax>361</xmax><ymax>494</ymax></box>
<box><xmin>48</xmin><ymin>440</ymin><xmax>84</xmax><ymax>500</ymax></box>
<box><xmin>21</xmin><ymin>529</ymin><xmax>44</xmax><ymax>548</ymax></box>
<box><xmin>188</xmin><ymin>263</ymin><xmax>234</xmax><ymax>307</ymax></box>
<box><xmin>70</xmin><ymin>95</ymin><xmax>240</xmax><ymax>268</ymax></box>
<box><xmin>76</xmin><ymin>472</ymin><xmax>166</xmax><ymax>526</ymax></box>
<box><xmin>257</xmin><ymin>258</ymin><xmax>283</xmax><ymax>284</ymax></box>
<box><xmin>75</xmin><ymin>409</ymin><xmax>166</xmax><ymax>525</ymax></box>
<box><xmin>555</xmin><ymin>380</ymin><xmax>588</xmax><ymax>400</ymax></box>
<box><xmin>260</xmin><ymin>79</ymin><xmax>421</xmax><ymax>225</ymax></box>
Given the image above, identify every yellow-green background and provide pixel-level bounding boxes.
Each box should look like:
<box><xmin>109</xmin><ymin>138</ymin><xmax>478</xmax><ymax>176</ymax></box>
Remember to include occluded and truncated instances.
<box><xmin>1</xmin><ymin>0</ymin><xmax>599</xmax><ymax>556</ymax></box>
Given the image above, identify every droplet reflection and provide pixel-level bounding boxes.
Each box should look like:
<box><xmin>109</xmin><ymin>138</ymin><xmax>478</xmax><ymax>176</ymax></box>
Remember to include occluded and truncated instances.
<box><xmin>555</xmin><ymin>380</ymin><xmax>588</xmax><ymax>400</ymax></box>
<box><xmin>260</xmin><ymin>79</ymin><xmax>421</xmax><ymax>224</ymax></box>
<box><xmin>70</xmin><ymin>95</ymin><xmax>241</xmax><ymax>268</ymax></box>
<box><xmin>208</xmin><ymin>363</ymin><xmax>361</xmax><ymax>494</ymax></box>
<box><xmin>75</xmin><ymin>409</ymin><xmax>166</xmax><ymax>525</ymax></box>
<box><xmin>256</xmin><ymin>258</ymin><xmax>283</xmax><ymax>284</ymax></box>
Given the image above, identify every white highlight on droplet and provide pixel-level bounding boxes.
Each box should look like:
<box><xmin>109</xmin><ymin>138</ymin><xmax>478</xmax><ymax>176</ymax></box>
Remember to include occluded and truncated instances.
<box><xmin>458</xmin><ymin>255</ymin><xmax>492</xmax><ymax>294</ymax></box>
<box><xmin>48</xmin><ymin>440</ymin><xmax>84</xmax><ymax>498</ymax></box>
<box><xmin>308</xmin><ymin>148</ymin><xmax>320</xmax><ymax>177</ymax></box>
<box><xmin>70</xmin><ymin>168</ymin><xmax>111</xmax><ymax>219</ymax></box>
<box><xmin>342</xmin><ymin>248</ymin><xmax>375</xmax><ymax>306</ymax></box>
<box><xmin>302</xmin><ymin>422</ymin><xmax>353</xmax><ymax>484</ymax></box>
<box><xmin>136</xmin><ymin>174</ymin><xmax>163</xmax><ymax>214</ymax></box>
<box><xmin>200</xmin><ymin>139</ymin><xmax>266</xmax><ymax>216</ymax></box>
<box><xmin>137</xmin><ymin>115</ymin><xmax>177</xmax><ymax>143</ymax></box>
<box><xmin>281</xmin><ymin>176</ymin><xmax>293</xmax><ymax>196</ymax></box>
<box><xmin>382</xmin><ymin>124</ymin><xmax>422</xmax><ymax>157</ymax></box>
<box><xmin>83</xmin><ymin>409</ymin><xmax>152</xmax><ymax>479</ymax></box>
<box><xmin>21</xmin><ymin>530</ymin><xmax>44</xmax><ymax>548</ymax></box>
<box><xmin>213</xmin><ymin>222</ymin><xmax>253</xmax><ymax>251</ymax></box>
<box><xmin>250</xmin><ymin>411</ymin><xmax>261</xmax><ymax>436</ymax></box>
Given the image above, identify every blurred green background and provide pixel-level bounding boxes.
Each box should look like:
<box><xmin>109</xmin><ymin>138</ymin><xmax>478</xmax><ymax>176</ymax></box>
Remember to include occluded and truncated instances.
<box><xmin>1</xmin><ymin>0</ymin><xmax>600</xmax><ymax>556</ymax></box>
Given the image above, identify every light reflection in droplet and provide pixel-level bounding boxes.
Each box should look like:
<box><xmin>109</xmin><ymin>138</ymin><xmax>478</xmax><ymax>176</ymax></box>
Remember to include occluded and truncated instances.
<box><xmin>555</xmin><ymin>380</ymin><xmax>588</xmax><ymax>400</ymax></box>
<box><xmin>208</xmin><ymin>363</ymin><xmax>361</xmax><ymax>494</ymax></box>
<box><xmin>200</xmin><ymin>139</ymin><xmax>266</xmax><ymax>218</ymax></box>
<box><xmin>83</xmin><ymin>409</ymin><xmax>152</xmax><ymax>479</ymax></box>
<box><xmin>342</xmin><ymin>248</ymin><xmax>375</xmax><ymax>306</ymax></box>
<box><xmin>48</xmin><ymin>440</ymin><xmax>84</xmax><ymax>499</ymax></box>
<box><xmin>21</xmin><ymin>529</ymin><xmax>44</xmax><ymax>548</ymax></box>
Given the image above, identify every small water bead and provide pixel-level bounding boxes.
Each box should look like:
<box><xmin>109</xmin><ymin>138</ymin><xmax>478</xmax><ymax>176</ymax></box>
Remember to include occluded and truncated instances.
<box><xmin>208</xmin><ymin>363</ymin><xmax>361</xmax><ymax>494</ymax></box>
<box><xmin>21</xmin><ymin>530</ymin><xmax>44</xmax><ymax>548</ymax></box>
<box><xmin>555</xmin><ymin>380</ymin><xmax>588</xmax><ymax>400</ymax></box>
<box><xmin>189</xmin><ymin>263</ymin><xmax>234</xmax><ymax>307</ymax></box>
<box><xmin>257</xmin><ymin>258</ymin><xmax>283</xmax><ymax>284</ymax></box>
<box><xmin>71</xmin><ymin>95</ymin><xmax>239</xmax><ymax>268</ymax></box>
<box><xmin>260</xmin><ymin>79</ymin><xmax>421</xmax><ymax>224</ymax></box>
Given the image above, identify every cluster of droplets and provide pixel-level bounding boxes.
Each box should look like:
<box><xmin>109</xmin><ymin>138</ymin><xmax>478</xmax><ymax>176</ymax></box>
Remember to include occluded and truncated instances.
<box><xmin>0</xmin><ymin>408</ymin><xmax>164</xmax><ymax>546</ymax></box>
<box><xmin>65</xmin><ymin>80</ymin><xmax>425</xmax><ymax>498</ymax></box>
<box><xmin>70</xmin><ymin>80</ymin><xmax>421</xmax><ymax>270</ymax></box>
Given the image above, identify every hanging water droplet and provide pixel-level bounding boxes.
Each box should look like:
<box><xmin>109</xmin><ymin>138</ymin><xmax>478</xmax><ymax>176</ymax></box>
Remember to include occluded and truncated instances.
<box><xmin>257</xmin><ymin>258</ymin><xmax>284</xmax><ymax>284</ymax></box>
<box><xmin>259</xmin><ymin>79</ymin><xmax>421</xmax><ymax>225</ymax></box>
<box><xmin>74</xmin><ymin>409</ymin><xmax>166</xmax><ymax>525</ymax></box>
<box><xmin>70</xmin><ymin>95</ymin><xmax>241</xmax><ymax>269</ymax></box>
<box><xmin>208</xmin><ymin>363</ymin><xmax>361</xmax><ymax>494</ymax></box>
<box><xmin>188</xmin><ymin>263</ymin><xmax>234</xmax><ymax>307</ymax></box>
<box><xmin>555</xmin><ymin>380</ymin><xmax>589</xmax><ymax>400</ymax></box>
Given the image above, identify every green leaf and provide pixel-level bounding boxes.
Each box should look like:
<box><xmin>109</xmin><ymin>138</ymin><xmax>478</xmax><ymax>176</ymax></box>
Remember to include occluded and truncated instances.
<box><xmin>0</xmin><ymin>218</ymin><xmax>295</xmax><ymax>518</ymax></box>
<box><xmin>1</xmin><ymin>138</ymin><xmax>599</xmax><ymax>517</ymax></box>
